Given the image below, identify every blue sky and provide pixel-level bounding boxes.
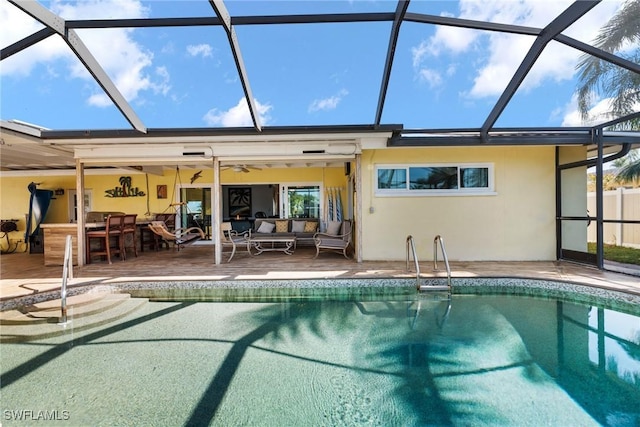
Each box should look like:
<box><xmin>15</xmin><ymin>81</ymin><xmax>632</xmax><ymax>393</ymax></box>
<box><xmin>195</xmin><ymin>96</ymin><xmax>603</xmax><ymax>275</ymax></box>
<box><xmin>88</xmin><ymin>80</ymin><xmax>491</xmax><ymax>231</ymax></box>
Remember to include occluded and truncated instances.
<box><xmin>0</xmin><ymin>0</ymin><xmax>627</xmax><ymax>131</ymax></box>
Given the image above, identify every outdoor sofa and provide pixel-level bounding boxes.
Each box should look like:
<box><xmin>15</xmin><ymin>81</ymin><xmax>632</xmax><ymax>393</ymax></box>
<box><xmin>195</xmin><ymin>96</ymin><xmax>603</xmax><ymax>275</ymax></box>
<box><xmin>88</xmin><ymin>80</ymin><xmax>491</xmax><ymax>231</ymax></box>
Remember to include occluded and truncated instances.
<box><xmin>253</xmin><ymin>218</ymin><xmax>319</xmax><ymax>246</ymax></box>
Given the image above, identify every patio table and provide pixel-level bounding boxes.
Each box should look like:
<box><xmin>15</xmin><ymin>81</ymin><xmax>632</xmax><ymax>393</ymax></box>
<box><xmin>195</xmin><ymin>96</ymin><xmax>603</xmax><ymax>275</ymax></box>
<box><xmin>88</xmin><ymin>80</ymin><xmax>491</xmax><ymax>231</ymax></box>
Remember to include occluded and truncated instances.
<box><xmin>247</xmin><ymin>235</ymin><xmax>296</xmax><ymax>255</ymax></box>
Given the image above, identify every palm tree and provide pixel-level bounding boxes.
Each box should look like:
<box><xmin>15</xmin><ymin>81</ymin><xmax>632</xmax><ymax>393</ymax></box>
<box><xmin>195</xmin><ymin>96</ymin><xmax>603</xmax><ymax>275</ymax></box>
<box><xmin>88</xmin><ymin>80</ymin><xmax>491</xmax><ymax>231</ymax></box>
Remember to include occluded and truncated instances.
<box><xmin>614</xmin><ymin>148</ymin><xmax>640</xmax><ymax>184</ymax></box>
<box><xmin>576</xmin><ymin>0</ymin><xmax>640</xmax><ymax>183</ymax></box>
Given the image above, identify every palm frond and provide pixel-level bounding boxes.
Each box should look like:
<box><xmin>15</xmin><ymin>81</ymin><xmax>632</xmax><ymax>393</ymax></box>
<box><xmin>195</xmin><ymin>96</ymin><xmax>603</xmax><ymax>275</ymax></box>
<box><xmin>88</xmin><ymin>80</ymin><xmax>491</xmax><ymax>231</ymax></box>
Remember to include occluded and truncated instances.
<box><xmin>575</xmin><ymin>0</ymin><xmax>640</xmax><ymax>121</ymax></box>
<box><xmin>615</xmin><ymin>159</ymin><xmax>640</xmax><ymax>183</ymax></box>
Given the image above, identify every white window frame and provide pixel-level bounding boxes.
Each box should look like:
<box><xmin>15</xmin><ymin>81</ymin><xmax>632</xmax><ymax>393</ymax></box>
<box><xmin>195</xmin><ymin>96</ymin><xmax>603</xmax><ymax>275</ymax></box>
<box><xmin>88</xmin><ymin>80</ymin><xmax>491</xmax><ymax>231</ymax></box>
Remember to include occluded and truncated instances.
<box><xmin>374</xmin><ymin>163</ymin><xmax>496</xmax><ymax>196</ymax></box>
<box><xmin>281</xmin><ymin>182</ymin><xmax>323</xmax><ymax>219</ymax></box>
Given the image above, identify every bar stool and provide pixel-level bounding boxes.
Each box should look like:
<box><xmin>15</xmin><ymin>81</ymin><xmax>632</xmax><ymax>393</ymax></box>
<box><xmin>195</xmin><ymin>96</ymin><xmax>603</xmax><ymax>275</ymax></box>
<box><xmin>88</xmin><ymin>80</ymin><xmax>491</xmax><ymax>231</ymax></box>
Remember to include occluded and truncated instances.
<box><xmin>86</xmin><ymin>214</ymin><xmax>125</xmax><ymax>264</ymax></box>
<box><xmin>122</xmin><ymin>214</ymin><xmax>138</xmax><ymax>259</ymax></box>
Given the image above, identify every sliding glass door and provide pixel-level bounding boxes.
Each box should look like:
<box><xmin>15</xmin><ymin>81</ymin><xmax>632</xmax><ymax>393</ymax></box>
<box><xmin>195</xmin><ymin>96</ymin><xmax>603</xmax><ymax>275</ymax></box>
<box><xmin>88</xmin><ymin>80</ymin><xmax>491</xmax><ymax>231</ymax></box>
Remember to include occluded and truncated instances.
<box><xmin>179</xmin><ymin>186</ymin><xmax>211</xmax><ymax>239</ymax></box>
<box><xmin>283</xmin><ymin>185</ymin><xmax>320</xmax><ymax>218</ymax></box>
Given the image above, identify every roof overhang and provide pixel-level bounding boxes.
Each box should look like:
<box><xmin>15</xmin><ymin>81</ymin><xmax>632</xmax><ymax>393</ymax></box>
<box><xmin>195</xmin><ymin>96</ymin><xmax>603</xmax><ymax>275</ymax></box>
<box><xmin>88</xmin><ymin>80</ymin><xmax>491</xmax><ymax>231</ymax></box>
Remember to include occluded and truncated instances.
<box><xmin>0</xmin><ymin>121</ymin><xmax>399</xmax><ymax>173</ymax></box>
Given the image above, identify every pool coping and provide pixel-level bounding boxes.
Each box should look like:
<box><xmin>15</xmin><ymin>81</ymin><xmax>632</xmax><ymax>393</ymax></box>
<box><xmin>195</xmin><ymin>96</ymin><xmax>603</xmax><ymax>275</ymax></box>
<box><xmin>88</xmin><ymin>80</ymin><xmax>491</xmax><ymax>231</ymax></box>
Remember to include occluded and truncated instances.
<box><xmin>2</xmin><ymin>276</ymin><xmax>639</xmax><ymax>314</ymax></box>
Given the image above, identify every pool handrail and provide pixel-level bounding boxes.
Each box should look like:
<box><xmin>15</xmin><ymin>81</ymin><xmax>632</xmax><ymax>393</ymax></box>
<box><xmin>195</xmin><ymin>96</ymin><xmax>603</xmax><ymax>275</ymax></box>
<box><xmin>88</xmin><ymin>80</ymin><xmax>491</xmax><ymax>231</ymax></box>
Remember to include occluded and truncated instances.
<box><xmin>407</xmin><ymin>235</ymin><xmax>452</xmax><ymax>293</ymax></box>
<box><xmin>59</xmin><ymin>234</ymin><xmax>73</xmax><ymax>325</ymax></box>
<box><xmin>406</xmin><ymin>235</ymin><xmax>421</xmax><ymax>289</ymax></box>
<box><xmin>433</xmin><ymin>235</ymin><xmax>452</xmax><ymax>291</ymax></box>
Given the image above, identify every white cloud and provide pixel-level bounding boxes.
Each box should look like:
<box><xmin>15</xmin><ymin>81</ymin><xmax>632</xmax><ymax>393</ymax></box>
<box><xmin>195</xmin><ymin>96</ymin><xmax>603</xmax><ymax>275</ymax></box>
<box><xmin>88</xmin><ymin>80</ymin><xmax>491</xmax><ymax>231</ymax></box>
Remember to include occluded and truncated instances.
<box><xmin>152</xmin><ymin>66</ymin><xmax>171</xmax><ymax>96</ymax></box>
<box><xmin>411</xmin><ymin>0</ymin><xmax>624</xmax><ymax>99</ymax></box>
<box><xmin>308</xmin><ymin>89</ymin><xmax>349</xmax><ymax>113</ymax></box>
<box><xmin>1</xmin><ymin>0</ymin><xmax>169</xmax><ymax>108</ymax></box>
<box><xmin>186</xmin><ymin>44</ymin><xmax>213</xmax><ymax>58</ymax></box>
<box><xmin>203</xmin><ymin>98</ymin><xmax>272</xmax><ymax>127</ymax></box>
<box><xmin>560</xmin><ymin>94</ymin><xmax>639</xmax><ymax>127</ymax></box>
<box><xmin>411</xmin><ymin>13</ymin><xmax>477</xmax><ymax>66</ymax></box>
<box><xmin>0</xmin><ymin>2</ymin><xmax>69</xmax><ymax>76</ymax></box>
<box><xmin>417</xmin><ymin>68</ymin><xmax>443</xmax><ymax>89</ymax></box>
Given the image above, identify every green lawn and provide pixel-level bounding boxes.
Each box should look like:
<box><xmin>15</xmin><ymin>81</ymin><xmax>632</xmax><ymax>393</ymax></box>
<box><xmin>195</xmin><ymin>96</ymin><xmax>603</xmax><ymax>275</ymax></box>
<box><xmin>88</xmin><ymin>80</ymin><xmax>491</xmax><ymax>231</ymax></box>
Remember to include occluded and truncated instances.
<box><xmin>588</xmin><ymin>243</ymin><xmax>640</xmax><ymax>266</ymax></box>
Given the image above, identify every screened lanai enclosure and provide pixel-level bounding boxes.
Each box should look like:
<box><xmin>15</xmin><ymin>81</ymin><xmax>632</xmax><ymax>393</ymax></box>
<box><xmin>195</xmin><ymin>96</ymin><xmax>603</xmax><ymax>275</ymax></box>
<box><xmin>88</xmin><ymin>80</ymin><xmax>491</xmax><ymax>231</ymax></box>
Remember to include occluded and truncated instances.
<box><xmin>1</xmin><ymin>0</ymin><xmax>639</xmax><ymax>268</ymax></box>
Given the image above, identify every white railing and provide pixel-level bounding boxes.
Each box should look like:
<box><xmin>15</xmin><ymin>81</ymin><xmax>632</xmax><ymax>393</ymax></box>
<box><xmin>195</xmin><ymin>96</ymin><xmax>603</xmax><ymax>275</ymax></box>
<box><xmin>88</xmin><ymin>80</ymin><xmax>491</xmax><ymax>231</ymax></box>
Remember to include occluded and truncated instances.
<box><xmin>406</xmin><ymin>235</ymin><xmax>421</xmax><ymax>289</ymax></box>
<box><xmin>406</xmin><ymin>235</ymin><xmax>452</xmax><ymax>293</ymax></box>
<box><xmin>59</xmin><ymin>235</ymin><xmax>73</xmax><ymax>325</ymax></box>
<box><xmin>433</xmin><ymin>235</ymin><xmax>452</xmax><ymax>290</ymax></box>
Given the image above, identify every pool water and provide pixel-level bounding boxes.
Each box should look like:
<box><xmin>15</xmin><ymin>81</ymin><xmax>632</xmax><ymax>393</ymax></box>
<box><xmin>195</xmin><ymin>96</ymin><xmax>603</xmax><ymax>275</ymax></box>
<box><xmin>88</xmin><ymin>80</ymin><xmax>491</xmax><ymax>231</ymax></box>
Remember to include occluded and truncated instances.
<box><xmin>2</xmin><ymin>285</ymin><xmax>639</xmax><ymax>426</ymax></box>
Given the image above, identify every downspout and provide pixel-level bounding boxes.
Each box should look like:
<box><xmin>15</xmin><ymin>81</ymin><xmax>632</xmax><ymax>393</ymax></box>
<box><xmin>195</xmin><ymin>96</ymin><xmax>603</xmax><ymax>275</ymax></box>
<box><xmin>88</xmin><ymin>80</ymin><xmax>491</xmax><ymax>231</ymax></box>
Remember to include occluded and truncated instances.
<box><xmin>595</xmin><ymin>129</ymin><xmax>604</xmax><ymax>269</ymax></box>
<box><xmin>555</xmin><ymin>147</ymin><xmax>562</xmax><ymax>260</ymax></box>
<box><xmin>355</xmin><ymin>153</ymin><xmax>362</xmax><ymax>263</ymax></box>
<box><xmin>557</xmin><ymin>142</ymin><xmax>631</xmax><ymax>171</ymax></box>
<box><xmin>213</xmin><ymin>157</ymin><xmax>221</xmax><ymax>265</ymax></box>
<box><xmin>76</xmin><ymin>159</ymin><xmax>86</xmax><ymax>266</ymax></box>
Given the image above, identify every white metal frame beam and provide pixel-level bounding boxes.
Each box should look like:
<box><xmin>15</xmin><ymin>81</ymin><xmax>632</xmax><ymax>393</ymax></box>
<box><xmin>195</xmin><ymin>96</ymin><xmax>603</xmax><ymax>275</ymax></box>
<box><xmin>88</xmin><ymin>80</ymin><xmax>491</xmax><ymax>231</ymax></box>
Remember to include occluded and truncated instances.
<box><xmin>208</xmin><ymin>0</ymin><xmax>262</xmax><ymax>131</ymax></box>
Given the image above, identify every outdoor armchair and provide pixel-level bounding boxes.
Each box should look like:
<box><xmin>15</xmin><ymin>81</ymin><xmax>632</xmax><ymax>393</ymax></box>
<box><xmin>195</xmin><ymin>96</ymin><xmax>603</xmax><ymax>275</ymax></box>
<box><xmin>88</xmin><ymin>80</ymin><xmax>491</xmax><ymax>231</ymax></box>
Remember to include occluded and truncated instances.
<box><xmin>221</xmin><ymin>222</ymin><xmax>251</xmax><ymax>262</ymax></box>
<box><xmin>313</xmin><ymin>220</ymin><xmax>352</xmax><ymax>259</ymax></box>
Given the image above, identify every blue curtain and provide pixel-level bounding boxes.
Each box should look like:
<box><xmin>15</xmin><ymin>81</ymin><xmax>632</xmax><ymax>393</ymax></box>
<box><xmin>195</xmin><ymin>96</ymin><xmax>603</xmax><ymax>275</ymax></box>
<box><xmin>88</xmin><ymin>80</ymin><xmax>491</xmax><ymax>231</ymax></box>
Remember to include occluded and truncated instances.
<box><xmin>25</xmin><ymin>182</ymin><xmax>53</xmax><ymax>241</ymax></box>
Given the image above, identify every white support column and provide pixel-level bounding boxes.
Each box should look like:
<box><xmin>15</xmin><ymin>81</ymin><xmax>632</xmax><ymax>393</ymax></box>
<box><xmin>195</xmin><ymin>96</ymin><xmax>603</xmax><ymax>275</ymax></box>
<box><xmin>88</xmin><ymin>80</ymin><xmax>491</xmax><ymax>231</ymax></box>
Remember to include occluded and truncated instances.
<box><xmin>75</xmin><ymin>159</ymin><xmax>85</xmax><ymax>266</ymax></box>
<box><xmin>213</xmin><ymin>157</ymin><xmax>222</xmax><ymax>265</ymax></box>
<box><xmin>355</xmin><ymin>153</ymin><xmax>362</xmax><ymax>263</ymax></box>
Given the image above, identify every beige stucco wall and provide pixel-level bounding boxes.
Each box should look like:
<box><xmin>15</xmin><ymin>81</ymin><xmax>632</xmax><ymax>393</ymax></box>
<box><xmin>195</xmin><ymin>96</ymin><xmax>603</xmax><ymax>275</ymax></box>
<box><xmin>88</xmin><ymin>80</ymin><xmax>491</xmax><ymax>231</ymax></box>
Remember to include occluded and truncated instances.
<box><xmin>360</xmin><ymin>146</ymin><xmax>557</xmax><ymax>261</ymax></box>
<box><xmin>2</xmin><ymin>144</ymin><xmax>563</xmax><ymax>262</ymax></box>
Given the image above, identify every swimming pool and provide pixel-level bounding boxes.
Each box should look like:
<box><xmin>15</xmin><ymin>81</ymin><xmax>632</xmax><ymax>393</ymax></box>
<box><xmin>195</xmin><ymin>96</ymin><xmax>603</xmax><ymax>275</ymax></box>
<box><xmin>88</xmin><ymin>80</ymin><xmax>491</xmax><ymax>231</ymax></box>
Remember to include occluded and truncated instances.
<box><xmin>1</xmin><ymin>279</ymin><xmax>639</xmax><ymax>426</ymax></box>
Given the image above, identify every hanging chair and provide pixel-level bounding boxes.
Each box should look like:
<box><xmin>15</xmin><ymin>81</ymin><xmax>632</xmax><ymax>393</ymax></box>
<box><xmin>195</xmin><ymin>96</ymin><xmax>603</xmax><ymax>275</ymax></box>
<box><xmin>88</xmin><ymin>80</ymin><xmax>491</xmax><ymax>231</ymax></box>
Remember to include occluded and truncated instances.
<box><xmin>147</xmin><ymin>221</ymin><xmax>205</xmax><ymax>251</ymax></box>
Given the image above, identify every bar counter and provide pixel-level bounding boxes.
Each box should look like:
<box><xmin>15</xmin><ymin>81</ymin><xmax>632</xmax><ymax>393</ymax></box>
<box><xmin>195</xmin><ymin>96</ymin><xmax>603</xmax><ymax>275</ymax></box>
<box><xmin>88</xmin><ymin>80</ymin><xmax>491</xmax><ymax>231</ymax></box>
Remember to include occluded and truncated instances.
<box><xmin>40</xmin><ymin>220</ymin><xmax>151</xmax><ymax>266</ymax></box>
<box><xmin>40</xmin><ymin>223</ymin><xmax>82</xmax><ymax>266</ymax></box>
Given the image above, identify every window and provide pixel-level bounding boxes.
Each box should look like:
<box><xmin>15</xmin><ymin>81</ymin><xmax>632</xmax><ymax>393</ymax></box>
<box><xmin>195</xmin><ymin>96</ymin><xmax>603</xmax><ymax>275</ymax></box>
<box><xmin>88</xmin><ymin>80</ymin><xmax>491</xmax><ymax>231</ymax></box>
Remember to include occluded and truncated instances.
<box><xmin>68</xmin><ymin>190</ymin><xmax>92</xmax><ymax>222</ymax></box>
<box><xmin>285</xmin><ymin>185</ymin><xmax>320</xmax><ymax>218</ymax></box>
<box><xmin>375</xmin><ymin>164</ymin><xmax>494</xmax><ymax>196</ymax></box>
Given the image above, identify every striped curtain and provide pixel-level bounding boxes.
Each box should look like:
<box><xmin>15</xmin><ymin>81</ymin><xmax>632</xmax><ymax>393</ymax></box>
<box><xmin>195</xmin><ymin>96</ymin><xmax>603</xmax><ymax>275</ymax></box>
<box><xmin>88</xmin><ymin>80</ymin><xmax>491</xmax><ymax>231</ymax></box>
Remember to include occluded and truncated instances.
<box><xmin>326</xmin><ymin>188</ymin><xmax>334</xmax><ymax>222</ymax></box>
<box><xmin>335</xmin><ymin>188</ymin><xmax>343</xmax><ymax>222</ymax></box>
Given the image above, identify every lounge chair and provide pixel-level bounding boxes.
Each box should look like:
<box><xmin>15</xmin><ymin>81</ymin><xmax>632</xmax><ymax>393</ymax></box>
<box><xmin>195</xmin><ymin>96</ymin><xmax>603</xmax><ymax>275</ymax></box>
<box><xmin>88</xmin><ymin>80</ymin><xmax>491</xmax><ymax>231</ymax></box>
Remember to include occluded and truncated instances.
<box><xmin>221</xmin><ymin>222</ymin><xmax>250</xmax><ymax>262</ymax></box>
<box><xmin>313</xmin><ymin>220</ymin><xmax>352</xmax><ymax>259</ymax></box>
<box><xmin>147</xmin><ymin>221</ymin><xmax>205</xmax><ymax>251</ymax></box>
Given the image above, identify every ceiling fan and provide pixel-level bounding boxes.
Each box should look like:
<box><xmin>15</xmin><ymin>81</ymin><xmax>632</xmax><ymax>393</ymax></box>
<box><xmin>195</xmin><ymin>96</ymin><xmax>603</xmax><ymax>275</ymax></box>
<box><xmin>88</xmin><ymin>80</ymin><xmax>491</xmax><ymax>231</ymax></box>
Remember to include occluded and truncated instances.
<box><xmin>222</xmin><ymin>164</ymin><xmax>262</xmax><ymax>173</ymax></box>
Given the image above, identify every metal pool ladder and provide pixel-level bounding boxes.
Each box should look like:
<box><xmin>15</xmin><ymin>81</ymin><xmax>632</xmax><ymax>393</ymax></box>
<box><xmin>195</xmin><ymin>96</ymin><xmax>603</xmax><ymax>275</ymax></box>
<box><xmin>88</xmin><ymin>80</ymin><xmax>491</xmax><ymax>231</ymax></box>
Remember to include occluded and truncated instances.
<box><xmin>58</xmin><ymin>235</ymin><xmax>73</xmax><ymax>325</ymax></box>
<box><xmin>406</xmin><ymin>235</ymin><xmax>452</xmax><ymax>293</ymax></box>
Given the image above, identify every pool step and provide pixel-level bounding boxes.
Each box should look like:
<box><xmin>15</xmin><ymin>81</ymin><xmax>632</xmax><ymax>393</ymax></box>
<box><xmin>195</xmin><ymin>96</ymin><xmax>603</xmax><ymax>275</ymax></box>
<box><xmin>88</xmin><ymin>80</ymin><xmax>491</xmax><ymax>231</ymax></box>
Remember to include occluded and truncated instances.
<box><xmin>0</xmin><ymin>291</ymin><xmax>128</xmax><ymax>325</ymax></box>
<box><xmin>0</xmin><ymin>293</ymin><xmax>148</xmax><ymax>343</ymax></box>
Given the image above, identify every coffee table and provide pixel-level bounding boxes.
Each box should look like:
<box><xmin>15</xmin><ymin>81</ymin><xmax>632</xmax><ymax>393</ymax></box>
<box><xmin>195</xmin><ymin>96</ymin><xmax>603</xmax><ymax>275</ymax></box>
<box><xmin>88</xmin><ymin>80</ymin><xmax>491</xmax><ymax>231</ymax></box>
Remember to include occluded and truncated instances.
<box><xmin>247</xmin><ymin>235</ymin><xmax>297</xmax><ymax>255</ymax></box>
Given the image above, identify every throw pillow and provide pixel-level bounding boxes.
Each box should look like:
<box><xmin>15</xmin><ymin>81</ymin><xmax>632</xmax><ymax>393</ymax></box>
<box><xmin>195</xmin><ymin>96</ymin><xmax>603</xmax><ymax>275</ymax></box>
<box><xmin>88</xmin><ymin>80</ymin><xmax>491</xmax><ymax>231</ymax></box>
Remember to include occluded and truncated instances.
<box><xmin>256</xmin><ymin>221</ymin><xmax>275</xmax><ymax>233</ymax></box>
<box><xmin>291</xmin><ymin>220</ymin><xmax>306</xmax><ymax>233</ymax></box>
<box><xmin>304</xmin><ymin>221</ymin><xmax>317</xmax><ymax>233</ymax></box>
<box><xmin>326</xmin><ymin>221</ymin><xmax>342</xmax><ymax>236</ymax></box>
<box><xmin>275</xmin><ymin>220</ymin><xmax>289</xmax><ymax>233</ymax></box>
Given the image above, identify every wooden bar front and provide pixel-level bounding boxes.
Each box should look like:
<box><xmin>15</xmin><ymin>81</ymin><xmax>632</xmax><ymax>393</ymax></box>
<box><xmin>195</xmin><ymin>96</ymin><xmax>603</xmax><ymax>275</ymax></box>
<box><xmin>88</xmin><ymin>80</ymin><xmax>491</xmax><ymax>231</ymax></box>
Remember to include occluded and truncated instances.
<box><xmin>40</xmin><ymin>224</ymin><xmax>79</xmax><ymax>266</ymax></box>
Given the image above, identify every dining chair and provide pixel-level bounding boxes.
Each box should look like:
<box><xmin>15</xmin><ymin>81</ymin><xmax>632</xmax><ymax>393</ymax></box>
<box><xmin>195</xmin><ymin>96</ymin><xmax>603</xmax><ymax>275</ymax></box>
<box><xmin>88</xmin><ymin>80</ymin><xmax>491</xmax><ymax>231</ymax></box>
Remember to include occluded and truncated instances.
<box><xmin>122</xmin><ymin>213</ymin><xmax>138</xmax><ymax>259</ymax></box>
<box><xmin>86</xmin><ymin>214</ymin><xmax>125</xmax><ymax>264</ymax></box>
